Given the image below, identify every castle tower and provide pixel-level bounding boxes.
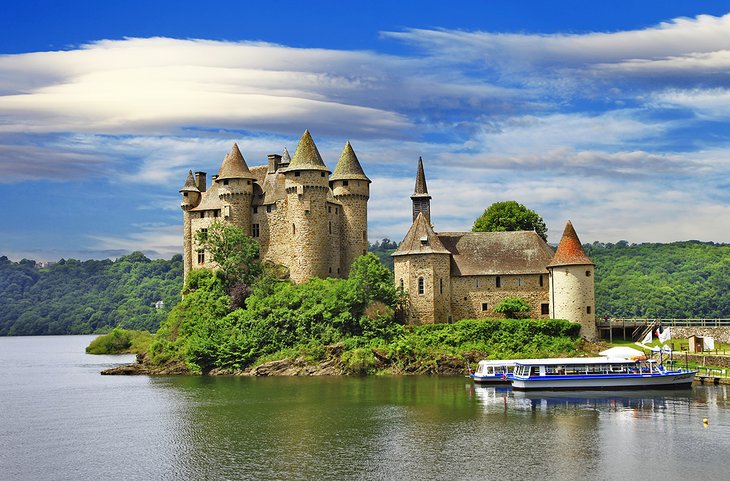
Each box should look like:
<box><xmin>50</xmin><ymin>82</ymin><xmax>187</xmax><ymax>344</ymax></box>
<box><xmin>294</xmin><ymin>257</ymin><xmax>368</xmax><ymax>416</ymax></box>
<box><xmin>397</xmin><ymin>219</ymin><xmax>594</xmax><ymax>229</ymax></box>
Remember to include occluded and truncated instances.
<box><xmin>216</xmin><ymin>143</ymin><xmax>255</xmax><ymax>235</ymax></box>
<box><xmin>392</xmin><ymin>213</ymin><xmax>452</xmax><ymax>324</ymax></box>
<box><xmin>180</xmin><ymin>170</ymin><xmax>201</xmax><ymax>280</ymax></box>
<box><xmin>331</xmin><ymin>141</ymin><xmax>370</xmax><ymax>276</ymax></box>
<box><xmin>282</xmin><ymin>130</ymin><xmax>331</xmax><ymax>283</ymax></box>
<box><xmin>547</xmin><ymin>221</ymin><xmax>597</xmax><ymax>340</ymax></box>
<box><xmin>411</xmin><ymin>157</ymin><xmax>431</xmax><ymax>223</ymax></box>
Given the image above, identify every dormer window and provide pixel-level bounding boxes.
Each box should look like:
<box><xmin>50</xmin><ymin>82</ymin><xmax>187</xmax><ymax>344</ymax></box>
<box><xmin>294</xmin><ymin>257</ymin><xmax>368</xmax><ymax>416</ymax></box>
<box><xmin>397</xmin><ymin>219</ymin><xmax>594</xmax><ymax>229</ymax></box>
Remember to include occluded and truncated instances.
<box><xmin>420</xmin><ymin>236</ymin><xmax>428</xmax><ymax>246</ymax></box>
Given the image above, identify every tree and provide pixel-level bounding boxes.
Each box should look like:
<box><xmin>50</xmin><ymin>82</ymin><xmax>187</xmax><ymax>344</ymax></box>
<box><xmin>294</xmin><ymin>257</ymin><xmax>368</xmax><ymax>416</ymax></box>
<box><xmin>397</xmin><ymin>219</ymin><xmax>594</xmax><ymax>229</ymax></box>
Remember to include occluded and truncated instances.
<box><xmin>472</xmin><ymin>201</ymin><xmax>547</xmax><ymax>242</ymax></box>
<box><xmin>194</xmin><ymin>221</ymin><xmax>262</xmax><ymax>288</ymax></box>
<box><xmin>494</xmin><ymin>297</ymin><xmax>531</xmax><ymax>318</ymax></box>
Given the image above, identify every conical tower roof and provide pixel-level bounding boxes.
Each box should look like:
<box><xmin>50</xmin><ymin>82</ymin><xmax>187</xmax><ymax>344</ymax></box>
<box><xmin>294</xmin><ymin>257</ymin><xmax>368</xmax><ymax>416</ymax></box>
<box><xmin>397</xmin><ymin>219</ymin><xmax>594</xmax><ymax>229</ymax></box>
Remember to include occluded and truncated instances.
<box><xmin>217</xmin><ymin>143</ymin><xmax>255</xmax><ymax>181</ymax></box>
<box><xmin>392</xmin><ymin>212</ymin><xmax>450</xmax><ymax>256</ymax></box>
<box><xmin>411</xmin><ymin>157</ymin><xmax>431</xmax><ymax>198</ymax></box>
<box><xmin>330</xmin><ymin>141</ymin><xmax>370</xmax><ymax>182</ymax></box>
<box><xmin>282</xmin><ymin>130</ymin><xmax>330</xmax><ymax>173</ymax></box>
<box><xmin>280</xmin><ymin>146</ymin><xmax>291</xmax><ymax>165</ymax></box>
<box><xmin>179</xmin><ymin>170</ymin><xmax>200</xmax><ymax>193</ymax></box>
<box><xmin>548</xmin><ymin>221</ymin><xmax>594</xmax><ymax>267</ymax></box>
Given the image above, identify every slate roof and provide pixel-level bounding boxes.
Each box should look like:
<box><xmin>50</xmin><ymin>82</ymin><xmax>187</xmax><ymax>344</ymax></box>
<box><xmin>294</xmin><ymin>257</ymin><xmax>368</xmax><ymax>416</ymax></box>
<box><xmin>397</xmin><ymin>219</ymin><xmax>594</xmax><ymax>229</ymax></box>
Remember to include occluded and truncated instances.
<box><xmin>437</xmin><ymin>231</ymin><xmax>554</xmax><ymax>276</ymax></box>
<box><xmin>190</xmin><ymin>180</ymin><xmax>223</xmax><ymax>212</ymax></box>
<box><xmin>330</xmin><ymin>141</ymin><xmax>370</xmax><ymax>182</ymax></box>
<box><xmin>179</xmin><ymin>170</ymin><xmax>200</xmax><ymax>193</ymax></box>
<box><xmin>282</xmin><ymin>130</ymin><xmax>331</xmax><ymax>173</ymax></box>
<box><xmin>392</xmin><ymin>213</ymin><xmax>450</xmax><ymax>256</ymax></box>
<box><xmin>411</xmin><ymin>157</ymin><xmax>430</xmax><ymax>198</ymax></box>
<box><xmin>548</xmin><ymin>221</ymin><xmax>594</xmax><ymax>267</ymax></box>
<box><xmin>217</xmin><ymin>143</ymin><xmax>255</xmax><ymax>180</ymax></box>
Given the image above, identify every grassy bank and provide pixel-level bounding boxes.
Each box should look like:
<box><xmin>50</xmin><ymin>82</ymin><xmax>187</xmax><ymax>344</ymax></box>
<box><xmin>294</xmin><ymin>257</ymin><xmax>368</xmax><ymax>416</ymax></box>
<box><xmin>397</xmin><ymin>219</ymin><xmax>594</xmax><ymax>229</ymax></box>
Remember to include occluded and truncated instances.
<box><xmin>86</xmin><ymin>328</ymin><xmax>153</xmax><ymax>355</ymax></box>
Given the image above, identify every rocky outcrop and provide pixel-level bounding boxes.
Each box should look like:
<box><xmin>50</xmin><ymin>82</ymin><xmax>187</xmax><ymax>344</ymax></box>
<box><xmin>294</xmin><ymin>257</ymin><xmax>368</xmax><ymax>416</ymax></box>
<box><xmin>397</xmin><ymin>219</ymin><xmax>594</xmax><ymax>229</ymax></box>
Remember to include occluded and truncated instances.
<box><xmin>101</xmin><ymin>353</ymin><xmax>191</xmax><ymax>376</ymax></box>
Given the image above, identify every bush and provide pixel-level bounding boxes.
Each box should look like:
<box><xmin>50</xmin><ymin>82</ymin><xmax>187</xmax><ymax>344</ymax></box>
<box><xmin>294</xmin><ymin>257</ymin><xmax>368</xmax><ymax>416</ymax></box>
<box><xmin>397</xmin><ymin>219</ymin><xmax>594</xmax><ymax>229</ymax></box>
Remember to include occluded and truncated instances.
<box><xmin>86</xmin><ymin>328</ymin><xmax>153</xmax><ymax>354</ymax></box>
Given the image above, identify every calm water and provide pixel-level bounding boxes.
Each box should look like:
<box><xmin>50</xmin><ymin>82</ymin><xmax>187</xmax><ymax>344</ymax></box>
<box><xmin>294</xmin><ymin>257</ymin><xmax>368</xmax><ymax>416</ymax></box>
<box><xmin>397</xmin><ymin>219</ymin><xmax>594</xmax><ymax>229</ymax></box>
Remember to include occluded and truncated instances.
<box><xmin>1</xmin><ymin>336</ymin><xmax>728</xmax><ymax>481</ymax></box>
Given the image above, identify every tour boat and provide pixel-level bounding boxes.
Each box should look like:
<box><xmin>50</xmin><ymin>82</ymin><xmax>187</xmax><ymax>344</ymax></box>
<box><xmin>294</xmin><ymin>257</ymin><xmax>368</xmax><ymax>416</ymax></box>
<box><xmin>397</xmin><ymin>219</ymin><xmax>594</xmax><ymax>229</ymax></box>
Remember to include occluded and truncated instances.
<box><xmin>471</xmin><ymin>359</ymin><xmax>522</xmax><ymax>384</ymax></box>
<box><xmin>510</xmin><ymin>357</ymin><xmax>696</xmax><ymax>391</ymax></box>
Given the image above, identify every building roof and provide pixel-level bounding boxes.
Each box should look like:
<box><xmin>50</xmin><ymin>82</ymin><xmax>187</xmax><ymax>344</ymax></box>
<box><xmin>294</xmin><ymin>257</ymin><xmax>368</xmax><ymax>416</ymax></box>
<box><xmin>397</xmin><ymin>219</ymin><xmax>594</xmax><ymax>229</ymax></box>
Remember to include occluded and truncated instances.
<box><xmin>190</xmin><ymin>180</ymin><xmax>223</xmax><ymax>212</ymax></box>
<box><xmin>179</xmin><ymin>170</ymin><xmax>200</xmax><ymax>193</ymax></box>
<box><xmin>548</xmin><ymin>221</ymin><xmax>594</xmax><ymax>267</ymax></box>
<box><xmin>437</xmin><ymin>231</ymin><xmax>555</xmax><ymax>276</ymax></box>
<box><xmin>330</xmin><ymin>141</ymin><xmax>370</xmax><ymax>182</ymax></box>
<box><xmin>392</xmin><ymin>212</ymin><xmax>451</xmax><ymax>256</ymax></box>
<box><xmin>280</xmin><ymin>147</ymin><xmax>291</xmax><ymax>165</ymax></box>
<box><xmin>411</xmin><ymin>157</ymin><xmax>430</xmax><ymax>199</ymax></box>
<box><xmin>217</xmin><ymin>143</ymin><xmax>256</xmax><ymax>180</ymax></box>
<box><xmin>282</xmin><ymin>130</ymin><xmax>331</xmax><ymax>173</ymax></box>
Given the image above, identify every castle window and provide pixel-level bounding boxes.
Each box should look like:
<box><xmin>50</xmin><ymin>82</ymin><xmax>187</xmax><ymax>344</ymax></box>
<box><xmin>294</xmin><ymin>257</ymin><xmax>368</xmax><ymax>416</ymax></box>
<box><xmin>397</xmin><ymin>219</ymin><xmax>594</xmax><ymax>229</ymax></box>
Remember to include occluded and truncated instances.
<box><xmin>267</xmin><ymin>205</ymin><xmax>272</xmax><ymax>213</ymax></box>
<box><xmin>200</xmin><ymin>212</ymin><xmax>205</xmax><ymax>219</ymax></box>
<box><xmin>321</xmin><ymin>172</ymin><xmax>326</xmax><ymax>177</ymax></box>
<box><xmin>476</xmin><ymin>278</ymin><xmax>479</xmax><ymax>288</ymax></box>
<box><xmin>223</xmin><ymin>179</ymin><xmax>229</xmax><ymax>185</ymax></box>
<box><xmin>495</xmin><ymin>276</ymin><xmax>501</xmax><ymax>288</ymax></box>
<box><xmin>253</xmin><ymin>207</ymin><xmax>258</xmax><ymax>214</ymax></box>
<box><xmin>247</xmin><ymin>180</ymin><xmax>251</xmax><ymax>185</ymax></box>
<box><xmin>199</xmin><ymin>228</ymin><xmax>208</xmax><ymax>240</ymax></box>
<box><xmin>517</xmin><ymin>277</ymin><xmax>524</xmax><ymax>287</ymax></box>
<box><xmin>586</xmin><ymin>270</ymin><xmax>591</xmax><ymax>277</ymax></box>
<box><xmin>252</xmin><ymin>224</ymin><xmax>260</xmax><ymax>237</ymax></box>
<box><xmin>539</xmin><ymin>275</ymin><xmax>544</xmax><ymax>287</ymax></box>
<box><xmin>587</xmin><ymin>306</ymin><xmax>592</xmax><ymax>314</ymax></box>
<box><xmin>214</xmin><ymin>210</ymin><xmax>219</xmax><ymax>218</ymax></box>
<box><xmin>343</xmin><ymin>180</ymin><xmax>349</xmax><ymax>186</ymax></box>
<box><xmin>328</xmin><ymin>206</ymin><xmax>332</xmax><ymax>213</ymax></box>
<box><xmin>399</xmin><ymin>278</ymin><xmax>404</xmax><ymax>290</ymax></box>
<box><xmin>440</xmin><ymin>278</ymin><xmax>443</xmax><ymax>294</ymax></box>
<box><xmin>329</xmin><ymin>222</ymin><xmax>332</xmax><ymax>234</ymax></box>
<box><xmin>335</xmin><ymin>207</ymin><xmax>338</xmax><ymax>214</ymax></box>
<box><xmin>292</xmin><ymin>224</ymin><xmax>296</xmax><ymax>236</ymax></box>
<box><xmin>541</xmin><ymin>303</ymin><xmax>549</xmax><ymax>315</ymax></box>
<box><xmin>418</xmin><ymin>277</ymin><xmax>425</xmax><ymax>295</ymax></box>
<box><xmin>481</xmin><ymin>303</ymin><xmax>488</xmax><ymax>311</ymax></box>
<box><xmin>183</xmin><ymin>192</ymin><xmax>188</xmax><ymax>198</ymax></box>
<box><xmin>329</xmin><ymin>267</ymin><xmax>332</xmax><ymax>274</ymax></box>
<box><xmin>337</xmin><ymin>268</ymin><xmax>340</xmax><ymax>274</ymax></box>
<box><xmin>197</xmin><ymin>252</ymin><xmax>205</xmax><ymax>264</ymax></box>
<box><xmin>295</xmin><ymin>171</ymin><xmax>300</xmax><ymax>177</ymax></box>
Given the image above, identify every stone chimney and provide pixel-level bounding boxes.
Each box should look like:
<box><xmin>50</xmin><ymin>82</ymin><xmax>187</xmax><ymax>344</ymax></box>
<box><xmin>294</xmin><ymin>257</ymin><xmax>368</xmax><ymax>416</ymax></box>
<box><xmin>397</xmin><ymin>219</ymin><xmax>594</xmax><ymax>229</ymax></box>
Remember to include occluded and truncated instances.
<box><xmin>194</xmin><ymin>171</ymin><xmax>207</xmax><ymax>192</ymax></box>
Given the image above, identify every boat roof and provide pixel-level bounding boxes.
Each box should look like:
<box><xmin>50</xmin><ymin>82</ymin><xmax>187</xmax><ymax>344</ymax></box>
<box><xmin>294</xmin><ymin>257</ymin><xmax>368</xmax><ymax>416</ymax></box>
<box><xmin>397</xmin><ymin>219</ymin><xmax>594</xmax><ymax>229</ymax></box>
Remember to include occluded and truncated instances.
<box><xmin>513</xmin><ymin>357</ymin><xmax>652</xmax><ymax>366</ymax></box>
<box><xmin>477</xmin><ymin>359</ymin><xmax>526</xmax><ymax>366</ymax></box>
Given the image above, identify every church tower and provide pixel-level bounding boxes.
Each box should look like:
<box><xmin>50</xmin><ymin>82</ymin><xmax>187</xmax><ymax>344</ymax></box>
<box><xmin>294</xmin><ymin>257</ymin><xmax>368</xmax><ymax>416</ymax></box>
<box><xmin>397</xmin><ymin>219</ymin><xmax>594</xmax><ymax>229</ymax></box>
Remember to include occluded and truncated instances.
<box><xmin>216</xmin><ymin>143</ymin><xmax>255</xmax><ymax>235</ymax></box>
<box><xmin>411</xmin><ymin>157</ymin><xmax>431</xmax><ymax>223</ymax></box>
<box><xmin>282</xmin><ymin>130</ymin><xmax>331</xmax><ymax>283</ymax></box>
<box><xmin>331</xmin><ymin>141</ymin><xmax>370</xmax><ymax>277</ymax></box>
<box><xmin>547</xmin><ymin>221</ymin><xmax>597</xmax><ymax>340</ymax></box>
<box><xmin>180</xmin><ymin>170</ymin><xmax>201</xmax><ymax>279</ymax></box>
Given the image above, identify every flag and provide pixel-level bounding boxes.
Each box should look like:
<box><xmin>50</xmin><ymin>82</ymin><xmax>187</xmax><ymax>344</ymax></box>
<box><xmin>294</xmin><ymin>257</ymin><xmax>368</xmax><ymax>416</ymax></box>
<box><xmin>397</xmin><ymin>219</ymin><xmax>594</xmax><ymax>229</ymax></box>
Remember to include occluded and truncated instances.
<box><xmin>659</xmin><ymin>327</ymin><xmax>671</xmax><ymax>344</ymax></box>
<box><xmin>641</xmin><ymin>330</ymin><xmax>652</xmax><ymax>344</ymax></box>
<box><xmin>705</xmin><ymin>337</ymin><xmax>715</xmax><ymax>351</ymax></box>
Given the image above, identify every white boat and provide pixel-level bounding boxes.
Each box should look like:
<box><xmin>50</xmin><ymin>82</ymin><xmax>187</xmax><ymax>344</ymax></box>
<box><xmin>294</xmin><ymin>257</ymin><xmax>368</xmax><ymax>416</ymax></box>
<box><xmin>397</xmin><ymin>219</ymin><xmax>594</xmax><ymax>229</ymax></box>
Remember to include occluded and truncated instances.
<box><xmin>471</xmin><ymin>359</ymin><xmax>522</xmax><ymax>384</ymax></box>
<box><xmin>510</xmin><ymin>357</ymin><xmax>696</xmax><ymax>391</ymax></box>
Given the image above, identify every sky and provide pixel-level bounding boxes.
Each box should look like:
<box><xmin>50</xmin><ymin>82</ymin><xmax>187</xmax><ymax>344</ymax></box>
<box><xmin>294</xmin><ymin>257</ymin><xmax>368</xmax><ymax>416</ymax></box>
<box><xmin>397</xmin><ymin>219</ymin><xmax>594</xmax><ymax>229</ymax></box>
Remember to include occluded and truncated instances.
<box><xmin>2</xmin><ymin>0</ymin><xmax>730</xmax><ymax>261</ymax></box>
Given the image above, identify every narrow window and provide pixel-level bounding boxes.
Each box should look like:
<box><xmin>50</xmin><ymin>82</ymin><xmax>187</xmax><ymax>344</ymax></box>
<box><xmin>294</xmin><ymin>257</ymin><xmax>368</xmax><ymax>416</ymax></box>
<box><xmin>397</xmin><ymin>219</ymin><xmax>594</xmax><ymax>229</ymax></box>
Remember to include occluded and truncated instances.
<box><xmin>418</xmin><ymin>277</ymin><xmax>425</xmax><ymax>295</ymax></box>
<box><xmin>199</xmin><ymin>228</ymin><xmax>208</xmax><ymax>240</ymax></box>
<box><xmin>329</xmin><ymin>222</ymin><xmax>332</xmax><ymax>234</ymax></box>
<box><xmin>476</xmin><ymin>278</ymin><xmax>479</xmax><ymax>288</ymax></box>
<box><xmin>214</xmin><ymin>210</ymin><xmax>219</xmax><ymax>218</ymax></box>
<box><xmin>328</xmin><ymin>206</ymin><xmax>332</xmax><ymax>213</ymax></box>
<box><xmin>321</xmin><ymin>172</ymin><xmax>325</xmax><ymax>177</ymax></box>
<box><xmin>335</xmin><ymin>207</ymin><xmax>338</xmax><ymax>214</ymax></box>
<box><xmin>253</xmin><ymin>207</ymin><xmax>258</xmax><ymax>214</ymax></box>
<box><xmin>363</xmin><ymin>230</ymin><xmax>366</xmax><ymax>240</ymax></box>
<box><xmin>294</xmin><ymin>171</ymin><xmax>301</xmax><ymax>177</ymax></box>
<box><xmin>292</xmin><ymin>224</ymin><xmax>296</xmax><ymax>235</ymax></box>
<box><xmin>539</xmin><ymin>274</ymin><xmax>544</xmax><ymax>287</ymax></box>
<box><xmin>267</xmin><ymin>205</ymin><xmax>272</xmax><ymax>213</ymax></box>
<box><xmin>587</xmin><ymin>306</ymin><xmax>592</xmax><ymax>314</ymax></box>
<box><xmin>329</xmin><ymin>267</ymin><xmax>332</xmax><ymax>274</ymax></box>
<box><xmin>200</xmin><ymin>212</ymin><xmax>205</xmax><ymax>219</ymax></box>
<box><xmin>440</xmin><ymin>278</ymin><xmax>443</xmax><ymax>294</ymax></box>
<box><xmin>183</xmin><ymin>192</ymin><xmax>188</xmax><ymax>198</ymax></box>
<box><xmin>517</xmin><ymin>277</ymin><xmax>523</xmax><ymax>287</ymax></box>
<box><xmin>252</xmin><ymin>224</ymin><xmax>260</xmax><ymax>237</ymax></box>
<box><xmin>247</xmin><ymin>180</ymin><xmax>251</xmax><ymax>185</ymax></box>
<box><xmin>399</xmin><ymin>278</ymin><xmax>404</xmax><ymax>290</ymax></box>
<box><xmin>223</xmin><ymin>179</ymin><xmax>229</xmax><ymax>185</ymax></box>
<box><xmin>343</xmin><ymin>180</ymin><xmax>349</xmax><ymax>186</ymax></box>
<box><xmin>586</xmin><ymin>270</ymin><xmax>591</xmax><ymax>277</ymax></box>
<box><xmin>541</xmin><ymin>303</ymin><xmax>549</xmax><ymax>315</ymax></box>
<box><xmin>481</xmin><ymin>302</ymin><xmax>488</xmax><ymax>311</ymax></box>
<box><xmin>495</xmin><ymin>276</ymin><xmax>501</xmax><ymax>288</ymax></box>
<box><xmin>197</xmin><ymin>252</ymin><xmax>205</xmax><ymax>264</ymax></box>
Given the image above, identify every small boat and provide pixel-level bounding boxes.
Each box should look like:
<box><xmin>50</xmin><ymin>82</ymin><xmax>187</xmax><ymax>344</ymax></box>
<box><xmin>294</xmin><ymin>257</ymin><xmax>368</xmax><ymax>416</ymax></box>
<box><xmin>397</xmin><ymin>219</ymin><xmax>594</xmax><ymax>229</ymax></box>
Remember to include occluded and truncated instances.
<box><xmin>471</xmin><ymin>359</ymin><xmax>521</xmax><ymax>384</ymax></box>
<box><xmin>510</xmin><ymin>357</ymin><xmax>696</xmax><ymax>391</ymax></box>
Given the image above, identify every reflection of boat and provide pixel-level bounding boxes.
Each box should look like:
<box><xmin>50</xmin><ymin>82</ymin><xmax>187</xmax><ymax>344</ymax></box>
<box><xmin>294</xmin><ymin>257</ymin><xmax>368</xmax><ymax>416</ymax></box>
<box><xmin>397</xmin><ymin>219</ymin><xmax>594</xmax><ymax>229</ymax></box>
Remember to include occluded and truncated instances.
<box><xmin>471</xmin><ymin>360</ymin><xmax>521</xmax><ymax>384</ymax></box>
<box><xmin>511</xmin><ymin>357</ymin><xmax>696</xmax><ymax>391</ymax></box>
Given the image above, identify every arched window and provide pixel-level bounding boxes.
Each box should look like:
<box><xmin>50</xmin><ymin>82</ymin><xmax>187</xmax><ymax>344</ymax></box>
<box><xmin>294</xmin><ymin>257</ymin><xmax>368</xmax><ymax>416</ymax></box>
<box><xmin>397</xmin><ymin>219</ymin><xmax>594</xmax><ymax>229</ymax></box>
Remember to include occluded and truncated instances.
<box><xmin>418</xmin><ymin>277</ymin><xmax>425</xmax><ymax>295</ymax></box>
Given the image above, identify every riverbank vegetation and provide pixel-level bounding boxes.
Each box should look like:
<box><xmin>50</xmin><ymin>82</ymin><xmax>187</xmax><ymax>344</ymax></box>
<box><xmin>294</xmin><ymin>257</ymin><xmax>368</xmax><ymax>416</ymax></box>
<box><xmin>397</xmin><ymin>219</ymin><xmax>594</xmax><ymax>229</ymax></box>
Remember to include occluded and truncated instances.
<box><xmin>85</xmin><ymin>328</ymin><xmax>153</xmax><ymax>354</ymax></box>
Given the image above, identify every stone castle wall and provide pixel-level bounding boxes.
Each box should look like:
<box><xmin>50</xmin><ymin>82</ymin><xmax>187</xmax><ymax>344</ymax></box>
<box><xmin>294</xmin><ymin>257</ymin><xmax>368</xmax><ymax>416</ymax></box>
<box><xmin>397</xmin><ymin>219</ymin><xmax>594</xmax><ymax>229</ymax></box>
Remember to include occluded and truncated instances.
<box><xmin>333</xmin><ymin>179</ymin><xmax>369</xmax><ymax>277</ymax></box>
<box><xmin>450</xmin><ymin>274</ymin><xmax>549</xmax><ymax>321</ymax></box>
<box><xmin>394</xmin><ymin>254</ymin><xmax>451</xmax><ymax>324</ymax></box>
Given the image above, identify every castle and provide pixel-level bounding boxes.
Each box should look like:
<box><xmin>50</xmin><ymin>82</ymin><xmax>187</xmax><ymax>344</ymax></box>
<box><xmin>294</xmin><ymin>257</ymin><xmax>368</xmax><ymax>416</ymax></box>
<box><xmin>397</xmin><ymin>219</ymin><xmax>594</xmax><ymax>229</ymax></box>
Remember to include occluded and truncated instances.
<box><xmin>392</xmin><ymin>159</ymin><xmax>597</xmax><ymax>339</ymax></box>
<box><xmin>180</xmin><ymin>132</ymin><xmax>596</xmax><ymax>339</ymax></box>
<box><xmin>180</xmin><ymin>130</ymin><xmax>369</xmax><ymax>283</ymax></box>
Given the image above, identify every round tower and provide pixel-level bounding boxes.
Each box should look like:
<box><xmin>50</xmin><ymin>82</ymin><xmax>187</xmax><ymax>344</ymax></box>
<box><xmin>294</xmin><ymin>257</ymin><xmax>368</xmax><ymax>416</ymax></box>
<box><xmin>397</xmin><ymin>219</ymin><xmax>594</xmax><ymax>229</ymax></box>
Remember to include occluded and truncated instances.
<box><xmin>331</xmin><ymin>141</ymin><xmax>370</xmax><ymax>277</ymax></box>
<box><xmin>180</xmin><ymin>170</ymin><xmax>201</xmax><ymax>280</ymax></box>
<box><xmin>216</xmin><ymin>143</ymin><xmax>255</xmax><ymax>236</ymax></box>
<box><xmin>547</xmin><ymin>221</ymin><xmax>597</xmax><ymax>340</ymax></box>
<box><xmin>282</xmin><ymin>130</ymin><xmax>331</xmax><ymax>282</ymax></box>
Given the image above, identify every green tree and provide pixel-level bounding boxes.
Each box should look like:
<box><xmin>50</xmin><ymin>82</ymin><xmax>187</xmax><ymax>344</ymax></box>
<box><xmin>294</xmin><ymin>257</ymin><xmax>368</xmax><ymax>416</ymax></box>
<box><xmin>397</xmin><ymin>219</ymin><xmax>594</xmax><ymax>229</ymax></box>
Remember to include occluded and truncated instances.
<box><xmin>195</xmin><ymin>221</ymin><xmax>261</xmax><ymax>287</ymax></box>
<box><xmin>494</xmin><ymin>297</ymin><xmax>531</xmax><ymax>318</ymax></box>
<box><xmin>472</xmin><ymin>201</ymin><xmax>547</xmax><ymax>242</ymax></box>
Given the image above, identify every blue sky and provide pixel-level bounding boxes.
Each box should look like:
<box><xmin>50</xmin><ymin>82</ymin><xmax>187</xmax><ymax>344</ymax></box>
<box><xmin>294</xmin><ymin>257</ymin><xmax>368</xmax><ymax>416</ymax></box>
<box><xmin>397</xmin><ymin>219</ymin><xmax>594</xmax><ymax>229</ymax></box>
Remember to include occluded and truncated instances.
<box><xmin>2</xmin><ymin>0</ymin><xmax>730</xmax><ymax>261</ymax></box>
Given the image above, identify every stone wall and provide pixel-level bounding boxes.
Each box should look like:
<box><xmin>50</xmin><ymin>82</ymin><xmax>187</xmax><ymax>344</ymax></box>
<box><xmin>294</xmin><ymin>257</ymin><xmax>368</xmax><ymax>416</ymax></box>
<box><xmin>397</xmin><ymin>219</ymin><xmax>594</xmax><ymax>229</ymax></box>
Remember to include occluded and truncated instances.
<box><xmin>333</xmin><ymin>178</ymin><xmax>369</xmax><ymax>277</ymax></box>
<box><xmin>450</xmin><ymin>274</ymin><xmax>549</xmax><ymax>321</ymax></box>
<box><xmin>671</xmin><ymin>327</ymin><xmax>730</xmax><ymax>344</ymax></box>
<box><xmin>549</xmin><ymin>265</ymin><xmax>597</xmax><ymax>339</ymax></box>
<box><xmin>394</xmin><ymin>253</ymin><xmax>451</xmax><ymax>324</ymax></box>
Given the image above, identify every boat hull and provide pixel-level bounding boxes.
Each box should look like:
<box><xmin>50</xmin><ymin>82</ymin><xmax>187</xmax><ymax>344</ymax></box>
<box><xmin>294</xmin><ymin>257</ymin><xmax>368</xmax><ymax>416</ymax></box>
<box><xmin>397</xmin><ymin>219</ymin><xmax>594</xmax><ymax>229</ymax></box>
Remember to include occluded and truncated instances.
<box><xmin>511</xmin><ymin>372</ymin><xmax>696</xmax><ymax>391</ymax></box>
<box><xmin>471</xmin><ymin>374</ymin><xmax>512</xmax><ymax>385</ymax></box>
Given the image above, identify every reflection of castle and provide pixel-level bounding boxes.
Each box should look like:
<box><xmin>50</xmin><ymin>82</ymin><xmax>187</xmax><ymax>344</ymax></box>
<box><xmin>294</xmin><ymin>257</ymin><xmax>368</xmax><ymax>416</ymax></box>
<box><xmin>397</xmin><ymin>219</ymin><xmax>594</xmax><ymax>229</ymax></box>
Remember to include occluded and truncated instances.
<box><xmin>180</xmin><ymin>130</ymin><xmax>369</xmax><ymax>284</ymax></box>
<box><xmin>393</xmin><ymin>159</ymin><xmax>597</xmax><ymax>339</ymax></box>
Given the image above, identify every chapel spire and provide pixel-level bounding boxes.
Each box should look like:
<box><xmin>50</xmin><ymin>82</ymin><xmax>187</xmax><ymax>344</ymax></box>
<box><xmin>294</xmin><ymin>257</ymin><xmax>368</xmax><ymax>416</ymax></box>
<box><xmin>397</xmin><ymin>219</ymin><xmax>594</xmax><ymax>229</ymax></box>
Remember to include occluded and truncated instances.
<box><xmin>411</xmin><ymin>157</ymin><xmax>432</xmax><ymax>223</ymax></box>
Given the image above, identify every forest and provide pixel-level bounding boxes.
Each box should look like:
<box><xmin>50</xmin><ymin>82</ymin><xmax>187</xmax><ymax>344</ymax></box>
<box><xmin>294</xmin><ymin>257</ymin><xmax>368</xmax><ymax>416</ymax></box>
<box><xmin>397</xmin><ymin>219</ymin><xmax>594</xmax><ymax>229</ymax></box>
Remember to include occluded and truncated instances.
<box><xmin>0</xmin><ymin>240</ymin><xmax>728</xmax><ymax>336</ymax></box>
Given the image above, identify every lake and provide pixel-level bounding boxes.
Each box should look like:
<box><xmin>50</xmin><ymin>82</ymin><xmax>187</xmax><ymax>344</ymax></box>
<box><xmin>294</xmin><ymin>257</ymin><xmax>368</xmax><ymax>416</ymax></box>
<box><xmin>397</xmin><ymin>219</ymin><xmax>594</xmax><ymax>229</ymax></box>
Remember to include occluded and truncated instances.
<box><xmin>0</xmin><ymin>335</ymin><xmax>728</xmax><ymax>480</ymax></box>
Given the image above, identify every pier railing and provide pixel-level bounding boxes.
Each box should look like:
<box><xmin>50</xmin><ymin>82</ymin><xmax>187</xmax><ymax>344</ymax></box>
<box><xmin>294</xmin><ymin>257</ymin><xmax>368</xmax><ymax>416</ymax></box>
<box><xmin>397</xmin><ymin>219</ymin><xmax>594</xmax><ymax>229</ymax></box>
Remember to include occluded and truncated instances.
<box><xmin>596</xmin><ymin>318</ymin><xmax>730</xmax><ymax>328</ymax></box>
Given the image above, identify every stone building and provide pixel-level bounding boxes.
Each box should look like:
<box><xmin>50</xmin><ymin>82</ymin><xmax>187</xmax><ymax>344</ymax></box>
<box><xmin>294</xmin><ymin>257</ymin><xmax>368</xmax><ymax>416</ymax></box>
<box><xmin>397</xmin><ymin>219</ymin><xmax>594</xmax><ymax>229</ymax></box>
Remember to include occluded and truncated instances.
<box><xmin>180</xmin><ymin>130</ymin><xmax>370</xmax><ymax>284</ymax></box>
<box><xmin>393</xmin><ymin>159</ymin><xmax>597</xmax><ymax>339</ymax></box>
